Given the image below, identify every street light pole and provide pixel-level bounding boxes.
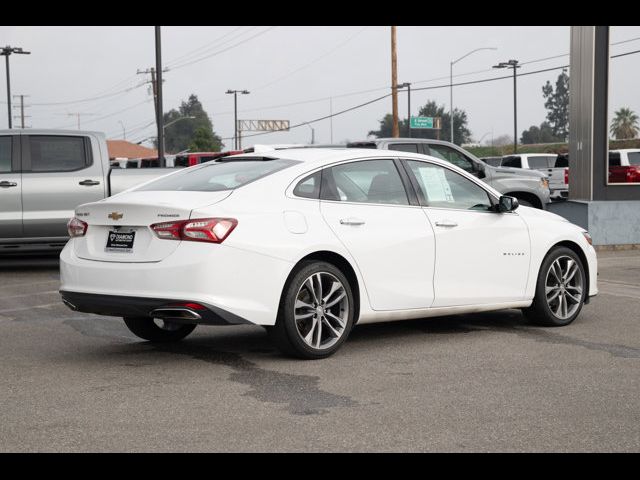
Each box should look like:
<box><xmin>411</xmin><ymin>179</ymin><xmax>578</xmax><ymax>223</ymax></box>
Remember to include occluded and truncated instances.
<box><xmin>302</xmin><ymin>122</ymin><xmax>315</xmax><ymax>144</ymax></box>
<box><xmin>119</xmin><ymin>120</ymin><xmax>126</xmax><ymax>140</ymax></box>
<box><xmin>1</xmin><ymin>46</ymin><xmax>31</xmax><ymax>129</ymax></box>
<box><xmin>226</xmin><ymin>89</ymin><xmax>250</xmax><ymax>150</ymax></box>
<box><xmin>450</xmin><ymin>47</ymin><xmax>497</xmax><ymax>144</ymax></box>
<box><xmin>493</xmin><ymin>59</ymin><xmax>521</xmax><ymax>153</ymax></box>
<box><xmin>397</xmin><ymin>82</ymin><xmax>411</xmax><ymax>137</ymax></box>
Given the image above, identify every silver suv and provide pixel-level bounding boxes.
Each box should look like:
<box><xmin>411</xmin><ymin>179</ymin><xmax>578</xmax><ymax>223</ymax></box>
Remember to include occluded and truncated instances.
<box><xmin>347</xmin><ymin>138</ymin><xmax>551</xmax><ymax>209</ymax></box>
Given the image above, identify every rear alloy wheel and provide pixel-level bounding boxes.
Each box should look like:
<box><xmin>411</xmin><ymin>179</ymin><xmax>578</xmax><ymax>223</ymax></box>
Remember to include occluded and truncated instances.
<box><xmin>269</xmin><ymin>261</ymin><xmax>355</xmax><ymax>359</ymax></box>
<box><xmin>123</xmin><ymin>316</ymin><xmax>196</xmax><ymax>342</ymax></box>
<box><xmin>522</xmin><ymin>246</ymin><xmax>586</xmax><ymax>326</ymax></box>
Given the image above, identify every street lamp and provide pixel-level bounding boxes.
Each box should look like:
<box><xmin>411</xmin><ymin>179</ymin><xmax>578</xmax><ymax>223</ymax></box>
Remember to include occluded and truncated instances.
<box><xmin>493</xmin><ymin>59</ymin><xmax>521</xmax><ymax>153</ymax></box>
<box><xmin>450</xmin><ymin>47</ymin><xmax>496</xmax><ymax>144</ymax></box>
<box><xmin>226</xmin><ymin>89</ymin><xmax>250</xmax><ymax>150</ymax></box>
<box><xmin>396</xmin><ymin>82</ymin><xmax>411</xmax><ymax>137</ymax></box>
<box><xmin>162</xmin><ymin>115</ymin><xmax>195</xmax><ymax>153</ymax></box>
<box><xmin>118</xmin><ymin>120</ymin><xmax>126</xmax><ymax>140</ymax></box>
<box><xmin>1</xmin><ymin>46</ymin><xmax>31</xmax><ymax>129</ymax></box>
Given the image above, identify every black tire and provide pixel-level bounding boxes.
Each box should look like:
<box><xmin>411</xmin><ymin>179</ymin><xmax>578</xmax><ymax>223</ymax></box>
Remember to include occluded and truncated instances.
<box><xmin>522</xmin><ymin>246</ymin><xmax>587</xmax><ymax>327</ymax></box>
<box><xmin>123</xmin><ymin>317</ymin><xmax>196</xmax><ymax>342</ymax></box>
<box><xmin>269</xmin><ymin>261</ymin><xmax>355</xmax><ymax>359</ymax></box>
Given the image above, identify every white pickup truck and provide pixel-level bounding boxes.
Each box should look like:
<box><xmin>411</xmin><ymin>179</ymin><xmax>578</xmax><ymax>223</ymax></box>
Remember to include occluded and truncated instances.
<box><xmin>499</xmin><ymin>153</ymin><xmax>568</xmax><ymax>200</ymax></box>
<box><xmin>0</xmin><ymin>129</ymin><xmax>175</xmax><ymax>254</ymax></box>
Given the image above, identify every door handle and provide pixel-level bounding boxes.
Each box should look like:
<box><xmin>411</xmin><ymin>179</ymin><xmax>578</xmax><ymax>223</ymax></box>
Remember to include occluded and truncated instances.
<box><xmin>339</xmin><ymin>218</ymin><xmax>365</xmax><ymax>226</ymax></box>
<box><xmin>0</xmin><ymin>181</ymin><xmax>18</xmax><ymax>188</ymax></box>
<box><xmin>435</xmin><ymin>220</ymin><xmax>458</xmax><ymax>228</ymax></box>
<box><xmin>79</xmin><ymin>179</ymin><xmax>100</xmax><ymax>186</ymax></box>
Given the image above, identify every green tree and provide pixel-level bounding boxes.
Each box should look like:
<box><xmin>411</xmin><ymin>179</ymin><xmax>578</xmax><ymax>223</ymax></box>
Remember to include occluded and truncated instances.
<box><xmin>368</xmin><ymin>100</ymin><xmax>471</xmax><ymax>145</ymax></box>
<box><xmin>610</xmin><ymin>107</ymin><xmax>639</xmax><ymax>140</ymax></box>
<box><xmin>521</xmin><ymin>121</ymin><xmax>564</xmax><ymax>144</ymax></box>
<box><xmin>542</xmin><ymin>69</ymin><xmax>570</xmax><ymax>141</ymax></box>
<box><xmin>162</xmin><ymin>94</ymin><xmax>223</xmax><ymax>153</ymax></box>
<box><xmin>189</xmin><ymin>126</ymin><xmax>219</xmax><ymax>151</ymax></box>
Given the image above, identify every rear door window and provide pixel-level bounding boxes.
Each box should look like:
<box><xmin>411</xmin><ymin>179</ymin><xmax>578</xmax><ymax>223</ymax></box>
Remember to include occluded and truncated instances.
<box><xmin>27</xmin><ymin>136</ymin><xmax>90</xmax><ymax>172</ymax></box>
<box><xmin>527</xmin><ymin>156</ymin><xmax>551</xmax><ymax>169</ymax></box>
<box><xmin>0</xmin><ymin>136</ymin><xmax>11</xmax><ymax>172</ymax></box>
<box><xmin>501</xmin><ymin>156</ymin><xmax>522</xmax><ymax>168</ymax></box>
<box><xmin>320</xmin><ymin>159</ymin><xmax>408</xmax><ymax>205</ymax></box>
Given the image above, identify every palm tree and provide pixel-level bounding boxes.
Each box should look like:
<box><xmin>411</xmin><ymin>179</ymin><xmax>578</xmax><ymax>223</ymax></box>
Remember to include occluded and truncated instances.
<box><xmin>610</xmin><ymin>107</ymin><xmax>639</xmax><ymax>140</ymax></box>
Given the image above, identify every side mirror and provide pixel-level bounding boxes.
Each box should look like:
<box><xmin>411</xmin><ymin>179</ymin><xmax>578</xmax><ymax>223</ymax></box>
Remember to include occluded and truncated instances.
<box><xmin>498</xmin><ymin>195</ymin><xmax>519</xmax><ymax>213</ymax></box>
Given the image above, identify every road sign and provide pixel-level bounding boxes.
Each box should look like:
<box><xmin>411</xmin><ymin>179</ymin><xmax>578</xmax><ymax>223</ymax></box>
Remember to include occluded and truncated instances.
<box><xmin>410</xmin><ymin>116</ymin><xmax>441</xmax><ymax>129</ymax></box>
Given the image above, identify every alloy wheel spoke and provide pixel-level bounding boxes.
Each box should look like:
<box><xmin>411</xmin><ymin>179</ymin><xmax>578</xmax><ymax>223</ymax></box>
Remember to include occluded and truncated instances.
<box><xmin>304</xmin><ymin>317</ymin><xmax>318</xmax><ymax>345</ymax></box>
<box><xmin>305</xmin><ymin>277</ymin><xmax>319</xmax><ymax>305</ymax></box>
<box><xmin>562</xmin><ymin>259</ymin><xmax>574</xmax><ymax>280</ymax></box>
<box><xmin>547</xmin><ymin>289</ymin><xmax>561</xmax><ymax>303</ymax></box>
<box><xmin>551</xmin><ymin>261</ymin><xmax>563</xmax><ymax>283</ymax></box>
<box><xmin>314</xmin><ymin>273</ymin><xmax>323</xmax><ymax>304</ymax></box>
<box><xmin>315</xmin><ymin>316</ymin><xmax>323</xmax><ymax>348</ymax></box>
<box><xmin>325</xmin><ymin>311</ymin><xmax>346</xmax><ymax>328</ymax></box>
<box><xmin>566</xmin><ymin>290</ymin><xmax>581</xmax><ymax>303</ymax></box>
<box><xmin>325</xmin><ymin>291</ymin><xmax>346</xmax><ymax>309</ymax></box>
<box><xmin>565</xmin><ymin>263</ymin><xmax>579</xmax><ymax>283</ymax></box>
<box><xmin>322</xmin><ymin>317</ymin><xmax>341</xmax><ymax>338</ymax></box>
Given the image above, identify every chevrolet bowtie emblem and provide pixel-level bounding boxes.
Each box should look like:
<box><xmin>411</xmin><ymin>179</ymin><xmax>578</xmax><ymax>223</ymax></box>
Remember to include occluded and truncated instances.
<box><xmin>108</xmin><ymin>212</ymin><xmax>123</xmax><ymax>220</ymax></box>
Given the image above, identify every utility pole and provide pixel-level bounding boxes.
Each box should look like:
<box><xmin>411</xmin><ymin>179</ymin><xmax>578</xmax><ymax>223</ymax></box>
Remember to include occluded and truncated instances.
<box><xmin>1</xmin><ymin>46</ymin><xmax>31</xmax><ymax>129</ymax></box>
<box><xmin>226</xmin><ymin>89</ymin><xmax>250</xmax><ymax>150</ymax></box>
<box><xmin>12</xmin><ymin>94</ymin><xmax>30</xmax><ymax>128</ymax></box>
<box><xmin>329</xmin><ymin>97</ymin><xmax>333</xmax><ymax>144</ymax></box>
<box><xmin>155</xmin><ymin>26</ymin><xmax>165</xmax><ymax>167</ymax></box>
<box><xmin>61</xmin><ymin>112</ymin><xmax>97</xmax><ymax>130</ymax></box>
<box><xmin>391</xmin><ymin>26</ymin><xmax>399</xmax><ymax>138</ymax></box>
<box><xmin>397</xmin><ymin>83</ymin><xmax>411</xmax><ymax>137</ymax></box>
<box><xmin>493</xmin><ymin>59</ymin><xmax>520</xmax><ymax>153</ymax></box>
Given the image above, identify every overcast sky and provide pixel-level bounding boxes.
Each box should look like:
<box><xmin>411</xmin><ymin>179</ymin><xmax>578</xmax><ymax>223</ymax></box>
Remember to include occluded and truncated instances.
<box><xmin>1</xmin><ymin>26</ymin><xmax>639</xmax><ymax>149</ymax></box>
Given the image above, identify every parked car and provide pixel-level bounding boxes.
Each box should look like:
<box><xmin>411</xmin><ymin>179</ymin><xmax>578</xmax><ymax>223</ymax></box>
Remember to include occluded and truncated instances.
<box><xmin>346</xmin><ymin>138</ymin><xmax>551</xmax><ymax>209</ymax></box>
<box><xmin>60</xmin><ymin>148</ymin><xmax>597</xmax><ymax>359</ymax></box>
<box><xmin>500</xmin><ymin>153</ymin><xmax>568</xmax><ymax>200</ymax></box>
<box><xmin>0</xmin><ymin>129</ymin><xmax>178</xmax><ymax>254</ymax></box>
<box><xmin>608</xmin><ymin>149</ymin><xmax>640</xmax><ymax>183</ymax></box>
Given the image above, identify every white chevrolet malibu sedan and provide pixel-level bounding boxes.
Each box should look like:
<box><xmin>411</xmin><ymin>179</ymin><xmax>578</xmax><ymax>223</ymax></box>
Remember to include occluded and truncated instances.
<box><xmin>60</xmin><ymin>148</ymin><xmax>598</xmax><ymax>359</ymax></box>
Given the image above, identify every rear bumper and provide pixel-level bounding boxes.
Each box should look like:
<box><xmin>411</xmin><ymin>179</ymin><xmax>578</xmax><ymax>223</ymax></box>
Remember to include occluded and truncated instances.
<box><xmin>60</xmin><ymin>290</ymin><xmax>249</xmax><ymax>325</ymax></box>
<box><xmin>59</xmin><ymin>239</ymin><xmax>294</xmax><ymax>326</ymax></box>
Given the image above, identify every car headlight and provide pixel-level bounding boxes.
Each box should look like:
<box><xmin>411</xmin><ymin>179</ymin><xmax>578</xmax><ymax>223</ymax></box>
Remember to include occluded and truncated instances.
<box><xmin>582</xmin><ymin>231</ymin><xmax>593</xmax><ymax>245</ymax></box>
<box><xmin>540</xmin><ymin>177</ymin><xmax>550</xmax><ymax>189</ymax></box>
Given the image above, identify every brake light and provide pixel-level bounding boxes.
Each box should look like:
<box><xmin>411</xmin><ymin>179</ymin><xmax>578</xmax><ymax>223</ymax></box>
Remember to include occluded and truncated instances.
<box><xmin>168</xmin><ymin>302</ymin><xmax>206</xmax><ymax>310</ymax></box>
<box><xmin>67</xmin><ymin>217</ymin><xmax>88</xmax><ymax>237</ymax></box>
<box><xmin>564</xmin><ymin>168</ymin><xmax>569</xmax><ymax>185</ymax></box>
<box><xmin>150</xmin><ymin>218</ymin><xmax>237</xmax><ymax>243</ymax></box>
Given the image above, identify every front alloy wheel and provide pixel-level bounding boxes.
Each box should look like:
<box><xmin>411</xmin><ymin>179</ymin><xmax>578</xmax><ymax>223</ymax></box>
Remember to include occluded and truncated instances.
<box><xmin>523</xmin><ymin>246</ymin><xmax>587</xmax><ymax>326</ymax></box>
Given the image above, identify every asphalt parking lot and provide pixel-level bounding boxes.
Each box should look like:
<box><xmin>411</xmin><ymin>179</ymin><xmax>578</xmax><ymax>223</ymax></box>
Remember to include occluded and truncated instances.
<box><xmin>0</xmin><ymin>250</ymin><xmax>639</xmax><ymax>452</ymax></box>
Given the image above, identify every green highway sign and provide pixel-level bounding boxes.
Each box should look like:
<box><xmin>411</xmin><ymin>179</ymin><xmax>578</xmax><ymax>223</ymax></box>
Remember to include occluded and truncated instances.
<box><xmin>410</xmin><ymin>116</ymin><xmax>441</xmax><ymax>129</ymax></box>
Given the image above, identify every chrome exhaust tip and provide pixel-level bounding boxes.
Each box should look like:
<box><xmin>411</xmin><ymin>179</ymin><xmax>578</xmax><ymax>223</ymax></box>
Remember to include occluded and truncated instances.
<box><xmin>62</xmin><ymin>299</ymin><xmax>78</xmax><ymax>311</ymax></box>
<box><xmin>149</xmin><ymin>307</ymin><xmax>202</xmax><ymax>321</ymax></box>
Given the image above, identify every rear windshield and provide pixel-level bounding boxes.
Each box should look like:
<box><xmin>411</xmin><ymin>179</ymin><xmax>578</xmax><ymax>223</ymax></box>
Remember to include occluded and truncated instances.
<box><xmin>136</xmin><ymin>159</ymin><xmax>298</xmax><ymax>192</ymax></box>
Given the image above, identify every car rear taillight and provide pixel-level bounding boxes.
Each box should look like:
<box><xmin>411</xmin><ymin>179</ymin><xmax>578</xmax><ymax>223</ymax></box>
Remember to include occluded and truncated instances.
<box><xmin>564</xmin><ymin>168</ymin><xmax>569</xmax><ymax>185</ymax></box>
<box><xmin>150</xmin><ymin>218</ymin><xmax>237</xmax><ymax>243</ymax></box>
<box><xmin>67</xmin><ymin>217</ymin><xmax>88</xmax><ymax>237</ymax></box>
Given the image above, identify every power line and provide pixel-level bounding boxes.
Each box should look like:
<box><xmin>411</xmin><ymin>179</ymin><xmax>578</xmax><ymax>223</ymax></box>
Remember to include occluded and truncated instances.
<box><xmin>164</xmin><ymin>26</ymin><xmax>257</xmax><ymax>68</ymax></box>
<box><xmin>169</xmin><ymin>26</ymin><xmax>278</xmax><ymax>71</ymax></box>
<box><xmin>252</xmin><ymin>26</ymin><xmax>369</xmax><ymax>91</ymax></box>
<box><xmin>222</xmin><ymin>47</ymin><xmax>640</xmax><ymax>143</ymax></box>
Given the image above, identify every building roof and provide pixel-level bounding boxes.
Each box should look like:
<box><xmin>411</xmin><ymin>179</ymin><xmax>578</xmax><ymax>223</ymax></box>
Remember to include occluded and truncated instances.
<box><xmin>107</xmin><ymin>140</ymin><xmax>158</xmax><ymax>160</ymax></box>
